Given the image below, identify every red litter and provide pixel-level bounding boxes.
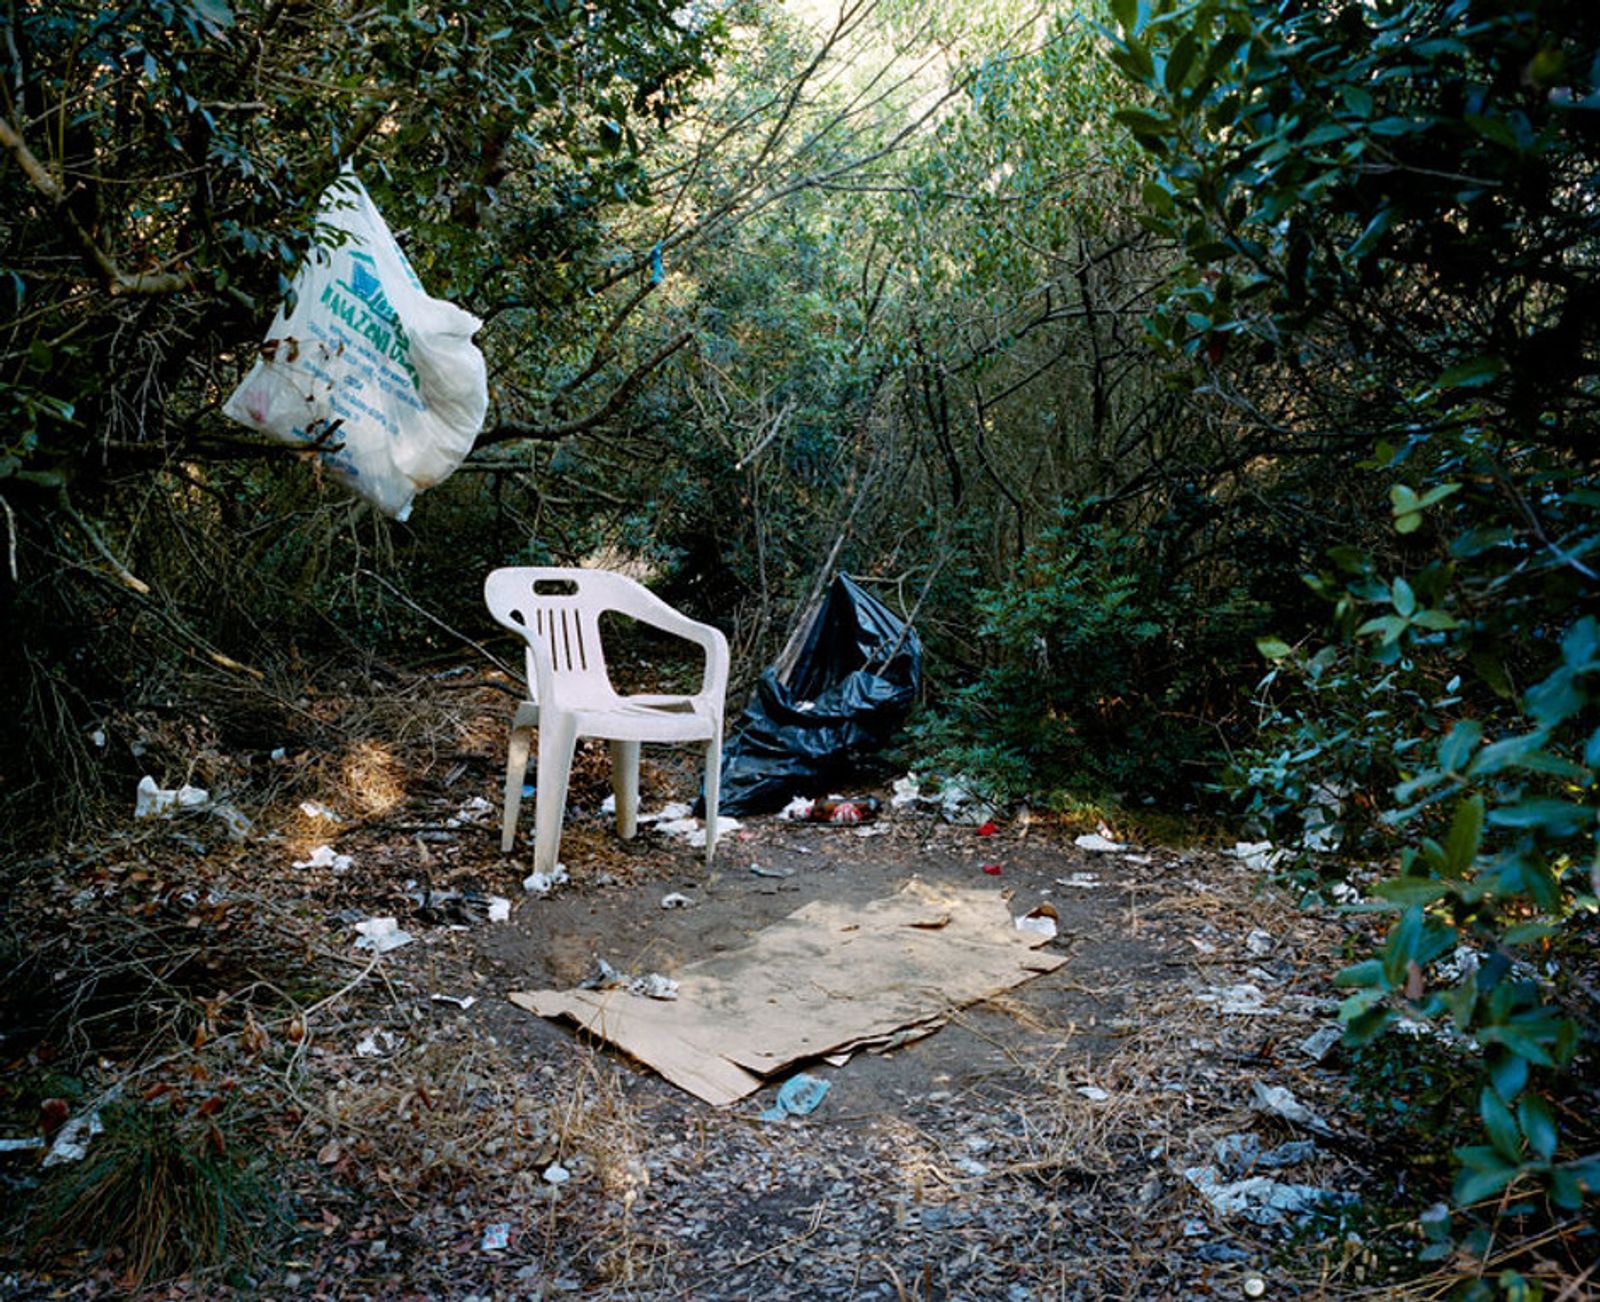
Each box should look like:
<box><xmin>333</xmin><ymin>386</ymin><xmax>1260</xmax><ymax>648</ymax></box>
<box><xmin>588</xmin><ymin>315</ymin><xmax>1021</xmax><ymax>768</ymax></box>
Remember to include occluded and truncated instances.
<box><xmin>977</xmin><ymin>820</ymin><xmax>999</xmax><ymax>837</ymax></box>
<box><xmin>981</xmin><ymin>864</ymin><xmax>1003</xmax><ymax>876</ymax></box>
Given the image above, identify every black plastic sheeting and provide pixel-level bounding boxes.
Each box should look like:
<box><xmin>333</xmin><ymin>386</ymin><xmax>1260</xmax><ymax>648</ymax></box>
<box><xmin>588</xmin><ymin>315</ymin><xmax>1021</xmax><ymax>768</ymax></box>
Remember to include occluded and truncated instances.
<box><xmin>717</xmin><ymin>574</ymin><xmax>921</xmax><ymax>816</ymax></box>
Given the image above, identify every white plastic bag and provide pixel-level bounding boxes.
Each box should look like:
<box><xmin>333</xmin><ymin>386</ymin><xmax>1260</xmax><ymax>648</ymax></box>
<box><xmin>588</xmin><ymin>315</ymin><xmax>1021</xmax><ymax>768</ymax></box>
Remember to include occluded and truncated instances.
<box><xmin>224</xmin><ymin>172</ymin><xmax>487</xmax><ymax>519</ymax></box>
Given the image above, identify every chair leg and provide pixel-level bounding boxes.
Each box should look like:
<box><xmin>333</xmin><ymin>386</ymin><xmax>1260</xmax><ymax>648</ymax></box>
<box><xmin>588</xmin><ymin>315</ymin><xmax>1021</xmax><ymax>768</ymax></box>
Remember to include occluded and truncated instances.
<box><xmin>702</xmin><ymin>734</ymin><xmax>723</xmax><ymax>866</ymax></box>
<box><xmin>533</xmin><ymin>714</ymin><xmax>577</xmax><ymax>876</ymax></box>
<box><xmin>610</xmin><ymin>739</ymin><xmax>641</xmax><ymax>840</ymax></box>
<box><xmin>501</xmin><ymin>721</ymin><xmax>535</xmax><ymax>854</ymax></box>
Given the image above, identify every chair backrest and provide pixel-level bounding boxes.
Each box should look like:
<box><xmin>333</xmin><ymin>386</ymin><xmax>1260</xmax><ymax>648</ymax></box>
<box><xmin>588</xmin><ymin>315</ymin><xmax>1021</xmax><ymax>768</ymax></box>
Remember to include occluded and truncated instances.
<box><xmin>484</xmin><ymin>567</ymin><xmax>631</xmax><ymax>701</ymax></box>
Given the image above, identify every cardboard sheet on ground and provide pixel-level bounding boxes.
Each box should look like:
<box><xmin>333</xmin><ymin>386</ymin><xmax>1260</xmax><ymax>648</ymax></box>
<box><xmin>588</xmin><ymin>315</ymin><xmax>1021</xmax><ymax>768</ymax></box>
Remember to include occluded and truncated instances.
<box><xmin>509</xmin><ymin>878</ymin><xmax>1066</xmax><ymax>1105</ymax></box>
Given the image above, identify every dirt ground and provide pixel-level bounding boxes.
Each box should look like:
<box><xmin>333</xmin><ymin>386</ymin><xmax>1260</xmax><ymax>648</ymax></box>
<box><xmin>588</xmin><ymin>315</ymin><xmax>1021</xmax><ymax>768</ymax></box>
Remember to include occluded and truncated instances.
<box><xmin>0</xmin><ymin>679</ymin><xmax>1486</xmax><ymax>1300</ymax></box>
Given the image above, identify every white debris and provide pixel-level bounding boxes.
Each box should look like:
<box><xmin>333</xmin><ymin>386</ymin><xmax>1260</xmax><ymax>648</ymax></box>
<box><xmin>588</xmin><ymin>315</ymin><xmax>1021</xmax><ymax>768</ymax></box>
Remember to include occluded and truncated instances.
<box><xmin>686</xmin><ymin>815</ymin><xmax>740</xmax><ymax>849</ymax></box>
<box><xmin>1229</xmin><ymin>841</ymin><xmax>1290</xmax><ymax>872</ymax></box>
<box><xmin>660</xmin><ymin>892</ymin><xmax>693</xmax><ymax>909</ymax></box>
<box><xmin>487</xmin><ymin>896</ymin><xmax>511</xmax><ymax>923</ymax></box>
<box><xmin>543</xmin><ymin>1162</ymin><xmax>570</xmax><ymax>1184</ymax></box>
<box><xmin>294</xmin><ymin>844</ymin><xmax>354</xmax><ymax>873</ymax></box>
<box><xmin>481</xmin><ymin>1222</ymin><xmax>510</xmax><ymax>1252</ymax></box>
<box><xmin>355</xmin><ymin>1028</ymin><xmax>400</xmax><ymax>1057</ymax></box>
<box><xmin>938</xmin><ymin>779</ymin><xmax>997</xmax><ymax>826</ymax></box>
<box><xmin>431</xmin><ymin>993</ymin><xmax>478</xmax><ymax>1010</ymax></box>
<box><xmin>1123</xmin><ymin>853</ymin><xmax>1153</xmax><ymax>865</ymax></box>
<box><xmin>954</xmin><ymin>1156</ymin><xmax>989</xmax><ymax>1177</ymax></box>
<box><xmin>779</xmin><ymin>795</ymin><xmax>815</xmax><ymax>821</ymax></box>
<box><xmin>1196</xmin><ymin>984</ymin><xmax>1277</xmax><ymax>1016</ymax></box>
<box><xmin>1184</xmin><ymin>1164</ymin><xmax>1354</xmax><ymax>1224</ymax></box>
<box><xmin>1245</xmin><ymin>929</ymin><xmax>1275</xmax><ymax>958</ymax></box>
<box><xmin>523</xmin><ymin>865</ymin><xmax>569</xmax><ymax>895</ymax></box>
<box><xmin>1056</xmin><ymin>873</ymin><xmax>1102</xmax><ymax>889</ymax></box>
<box><xmin>0</xmin><ymin>1137</ymin><xmax>45</xmax><ymax>1154</ymax></box>
<box><xmin>89</xmin><ymin>727</ymin><xmax>107</xmax><ymax>749</ymax></box>
<box><xmin>1299</xmin><ymin>1025</ymin><xmax>1343</xmax><ymax>1062</ymax></box>
<box><xmin>600</xmin><ymin>794</ymin><xmax>616</xmax><ymax>815</ymax></box>
<box><xmin>640</xmin><ymin>801</ymin><xmax>693</xmax><ymax>824</ymax></box>
<box><xmin>42</xmin><ymin>1109</ymin><xmax>104</xmax><ymax>1168</ymax></box>
<box><xmin>134</xmin><ymin>776</ymin><xmax>210</xmax><ymax>819</ymax></box>
<box><xmin>446</xmin><ymin>794</ymin><xmax>495</xmax><ymax>828</ymax></box>
<box><xmin>269</xmin><ymin>746</ymin><xmax>288</xmax><ymax>761</ymax></box>
<box><xmin>1015</xmin><ymin>906</ymin><xmax>1059</xmax><ymax>940</ymax></box>
<box><xmin>299</xmin><ymin>800</ymin><xmax>342</xmax><ymax>823</ymax></box>
<box><xmin>1076</xmin><ymin>1086</ymin><xmax>1111</xmax><ymax>1101</ymax></box>
<box><xmin>353</xmin><ymin>916</ymin><xmax>413</xmax><ymax>954</ymax></box>
<box><xmin>890</xmin><ymin>774</ymin><xmax>923</xmax><ymax>808</ymax></box>
<box><xmin>1251</xmin><ymin>1081</ymin><xmax>1332</xmax><ymax>1134</ymax></box>
<box><xmin>1074</xmin><ymin>833</ymin><xmax>1127</xmax><ymax>853</ymax></box>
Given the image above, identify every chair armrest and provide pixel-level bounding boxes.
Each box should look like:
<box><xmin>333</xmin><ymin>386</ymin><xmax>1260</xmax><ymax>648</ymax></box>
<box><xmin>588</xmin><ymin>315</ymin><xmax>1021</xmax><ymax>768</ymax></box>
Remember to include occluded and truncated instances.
<box><xmin>612</xmin><ymin>592</ymin><xmax>730</xmax><ymax>709</ymax></box>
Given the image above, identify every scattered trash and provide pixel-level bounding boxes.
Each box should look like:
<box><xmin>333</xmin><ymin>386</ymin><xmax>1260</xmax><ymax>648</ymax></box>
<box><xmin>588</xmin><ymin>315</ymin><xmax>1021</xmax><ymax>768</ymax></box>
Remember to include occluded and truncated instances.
<box><xmin>1245</xmin><ymin>929</ymin><xmax>1275</xmax><ymax>958</ymax></box>
<box><xmin>447</xmin><ymin>795</ymin><xmax>495</xmax><ymax>827</ymax></box>
<box><xmin>642</xmin><ymin>801</ymin><xmax>693</xmax><ymax>824</ymax></box>
<box><xmin>1074</xmin><ymin>832</ymin><xmax>1126</xmax><ymax>853</ymax></box>
<box><xmin>1015</xmin><ymin>903</ymin><xmax>1059</xmax><ymax>940</ymax></box>
<box><xmin>758</xmin><ymin>1073</ymin><xmax>831</xmax><ymax>1122</ymax></box>
<box><xmin>981</xmin><ymin>863</ymin><xmax>1003</xmax><ymax>876</ymax></box>
<box><xmin>211</xmin><ymin>802</ymin><xmax>252</xmax><ymax>840</ymax></box>
<box><xmin>431</xmin><ymin>993</ymin><xmax>478</xmax><ymax>1010</ymax></box>
<box><xmin>1298</xmin><ymin>1025</ymin><xmax>1342</xmax><ymax>1063</ymax></box>
<box><xmin>481</xmin><ymin>1223</ymin><xmax>511</xmax><ymax>1252</ymax></box>
<box><xmin>134</xmin><ymin>775</ymin><xmax>209</xmax><ymax>819</ymax></box>
<box><xmin>977</xmin><ymin>819</ymin><xmax>999</xmax><ymax>837</ymax></box>
<box><xmin>1184</xmin><ymin>1164</ymin><xmax>1354</xmax><ymax>1225</ymax></box>
<box><xmin>487</xmin><ymin>896</ymin><xmax>511</xmax><ymax>924</ymax></box>
<box><xmin>523</xmin><ymin>865</ymin><xmax>569</xmax><ymax>895</ymax></box>
<box><xmin>1196</xmin><ymin>984</ymin><xmax>1276</xmax><ymax>1016</ymax></box>
<box><xmin>42</xmin><ymin>1109</ymin><xmax>104</xmax><ymax>1168</ymax></box>
<box><xmin>719</xmin><ymin>574</ymin><xmax>921</xmax><ymax>815</ymax></box>
<box><xmin>807</xmin><ymin>797</ymin><xmax>881</xmax><ymax>825</ymax></box>
<box><xmin>687</xmin><ymin>816</ymin><xmax>739</xmax><ymax>849</ymax></box>
<box><xmin>1076</xmin><ymin>1086</ymin><xmax>1111</xmax><ymax>1102</ymax></box>
<box><xmin>521</xmin><ymin>783</ymin><xmax>536</xmax><ymax>799</ymax></box>
<box><xmin>412</xmin><ymin>887</ymin><xmax>499</xmax><ymax>925</ymax></box>
<box><xmin>750</xmin><ymin>864</ymin><xmax>794</xmax><ymax>879</ymax></box>
<box><xmin>1228</xmin><ymin>841</ymin><xmax>1290</xmax><ymax>873</ymax></box>
<box><xmin>660</xmin><ymin>892</ymin><xmax>694</xmax><ymax>909</ymax></box>
<box><xmin>299</xmin><ymin>800</ymin><xmax>342</xmax><ymax>823</ymax></box>
<box><xmin>1056</xmin><ymin>873</ymin><xmax>1101</xmax><ymax>889</ymax></box>
<box><xmin>543</xmin><ymin>1162</ymin><xmax>570</xmax><ymax>1184</ymax></box>
<box><xmin>953</xmin><ymin>1155</ymin><xmax>989</xmax><ymax>1177</ymax></box>
<box><xmin>938</xmin><ymin>779</ymin><xmax>998</xmax><ymax>827</ymax></box>
<box><xmin>854</xmin><ymin>824</ymin><xmax>889</xmax><ymax>838</ymax></box>
<box><xmin>295</xmin><ymin>844</ymin><xmax>354</xmax><ymax>873</ymax></box>
<box><xmin>1214</xmin><ymin>1132</ymin><xmax>1318</xmax><ymax>1174</ymax></box>
<box><xmin>353</xmin><ymin>917</ymin><xmax>413</xmax><ymax>954</ymax></box>
<box><xmin>891</xmin><ymin>774</ymin><xmax>924</xmax><ymax>808</ymax></box>
<box><xmin>0</xmin><ymin>1137</ymin><xmax>45</xmax><ymax>1154</ymax></box>
<box><xmin>579</xmin><ymin>958</ymin><xmax>679</xmax><ymax>1001</ymax></box>
<box><xmin>1243</xmin><ymin>1273</ymin><xmax>1268</xmax><ymax>1299</ymax></box>
<box><xmin>1251</xmin><ymin>1081</ymin><xmax>1332</xmax><ymax>1134</ymax></box>
<box><xmin>778</xmin><ymin>795</ymin><xmax>815</xmax><ymax>821</ymax></box>
<box><xmin>355</xmin><ymin>1029</ymin><xmax>400</xmax><ymax>1057</ymax></box>
<box><xmin>269</xmin><ymin>747</ymin><xmax>288</xmax><ymax>761</ymax></box>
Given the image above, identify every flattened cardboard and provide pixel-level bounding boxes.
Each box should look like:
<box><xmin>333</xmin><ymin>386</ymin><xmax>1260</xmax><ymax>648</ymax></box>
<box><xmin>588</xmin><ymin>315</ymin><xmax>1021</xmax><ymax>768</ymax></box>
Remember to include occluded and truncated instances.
<box><xmin>509</xmin><ymin>878</ymin><xmax>1066</xmax><ymax>1105</ymax></box>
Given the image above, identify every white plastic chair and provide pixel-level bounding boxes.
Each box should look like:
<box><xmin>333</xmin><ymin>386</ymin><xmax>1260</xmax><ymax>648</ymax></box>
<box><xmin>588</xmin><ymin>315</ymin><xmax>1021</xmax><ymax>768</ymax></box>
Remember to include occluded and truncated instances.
<box><xmin>483</xmin><ymin>567</ymin><xmax>729</xmax><ymax>872</ymax></box>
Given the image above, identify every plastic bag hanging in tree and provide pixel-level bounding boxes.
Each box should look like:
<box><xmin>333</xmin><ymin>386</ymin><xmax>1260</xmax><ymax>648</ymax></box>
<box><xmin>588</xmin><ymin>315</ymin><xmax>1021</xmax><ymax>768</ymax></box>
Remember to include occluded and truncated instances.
<box><xmin>717</xmin><ymin>574</ymin><xmax>921</xmax><ymax>816</ymax></box>
<box><xmin>223</xmin><ymin>172</ymin><xmax>488</xmax><ymax>520</ymax></box>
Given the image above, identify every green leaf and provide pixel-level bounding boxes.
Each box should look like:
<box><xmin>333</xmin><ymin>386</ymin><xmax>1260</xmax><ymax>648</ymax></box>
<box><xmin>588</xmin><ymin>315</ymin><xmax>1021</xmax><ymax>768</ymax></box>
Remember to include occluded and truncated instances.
<box><xmin>1437</xmin><ymin>355</ymin><xmax>1507</xmax><ymax>389</ymax></box>
<box><xmin>1391</xmin><ymin>577</ymin><xmax>1416</xmax><ymax>617</ymax></box>
<box><xmin>1256</xmin><ymin>636</ymin><xmax>1292</xmax><ymax>660</ymax></box>
<box><xmin>1333</xmin><ymin>958</ymin><xmax>1386</xmax><ymax>988</ymax></box>
<box><xmin>1487</xmin><ymin>800</ymin><xmax>1594</xmax><ymax>838</ymax></box>
<box><xmin>1517</xmin><ymin>1094</ymin><xmax>1557</xmax><ymax>1162</ymax></box>
<box><xmin>1481</xmin><ymin>1086</ymin><xmax>1522</xmax><ymax>1161</ymax></box>
<box><xmin>1443</xmin><ymin>794</ymin><xmax>1484</xmax><ymax>876</ymax></box>
<box><xmin>1115</xmin><ymin>107</ymin><xmax>1171</xmax><ymax>137</ymax></box>
<box><xmin>1373</xmin><ymin>877</ymin><xmax>1449</xmax><ymax>905</ymax></box>
<box><xmin>1411</xmin><ymin>608</ymin><xmax>1460</xmax><ymax>631</ymax></box>
<box><xmin>1438</xmin><ymin>719</ymin><xmax>1482</xmax><ymax>772</ymax></box>
<box><xmin>1390</xmin><ymin>484</ymin><xmax>1421</xmax><ymax>514</ymax></box>
<box><xmin>1488</xmin><ymin>1050</ymin><xmax>1528</xmax><ymax>1102</ymax></box>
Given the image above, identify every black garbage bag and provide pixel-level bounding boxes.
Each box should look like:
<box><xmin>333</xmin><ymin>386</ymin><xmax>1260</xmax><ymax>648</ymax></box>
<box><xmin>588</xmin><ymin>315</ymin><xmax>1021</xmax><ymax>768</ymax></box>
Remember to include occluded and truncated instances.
<box><xmin>717</xmin><ymin>574</ymin><xmax>921</xmax><ymax>816</ymax></box>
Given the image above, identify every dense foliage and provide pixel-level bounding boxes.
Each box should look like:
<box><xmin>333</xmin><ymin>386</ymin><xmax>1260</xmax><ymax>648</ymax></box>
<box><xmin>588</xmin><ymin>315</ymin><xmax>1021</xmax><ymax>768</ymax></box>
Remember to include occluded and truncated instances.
<box><xmin>1107</xmin><ymin>0</ymin><xmax>1599</xmax><ymax>1226</ymax></box>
